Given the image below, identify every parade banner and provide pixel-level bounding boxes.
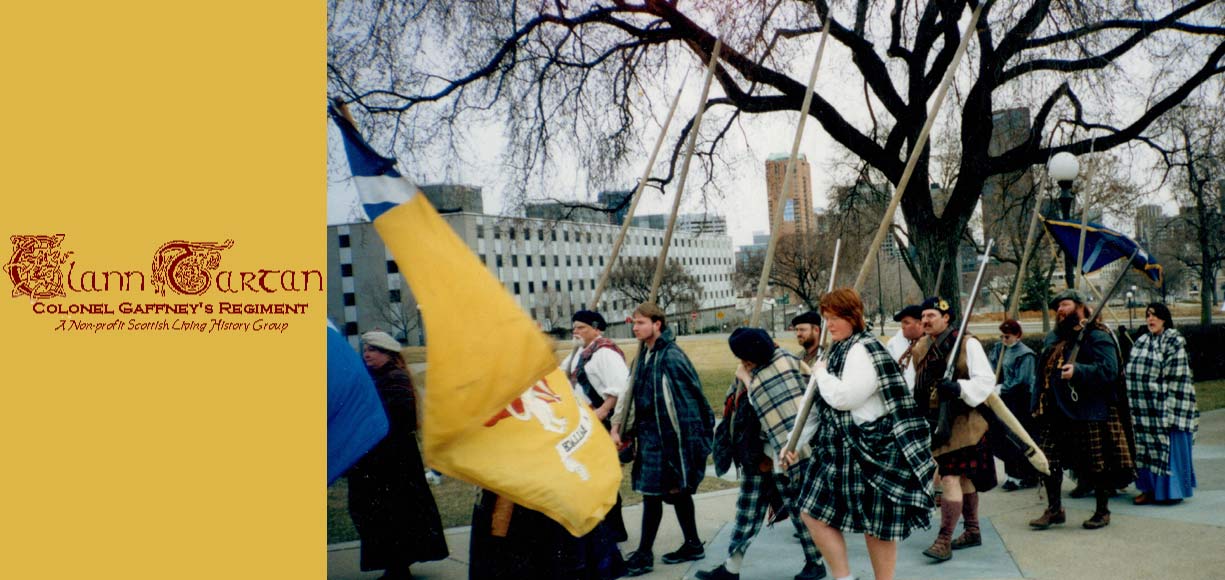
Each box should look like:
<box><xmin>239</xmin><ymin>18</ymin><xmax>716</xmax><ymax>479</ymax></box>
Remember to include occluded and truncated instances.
<box><xmin>330</xmin><ymin>106</ymin><xmax>620</xmax><ymax>536</ymax></box>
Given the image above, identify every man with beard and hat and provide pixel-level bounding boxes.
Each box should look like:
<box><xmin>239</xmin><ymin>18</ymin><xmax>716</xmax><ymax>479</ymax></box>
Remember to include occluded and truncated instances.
<box><xmin>697</xmin><ymin>328</ymin><xmax>827</xmax><ymax>580</ymax></box>
<box><xmin>1028</xmin><ymin>290</ymin><xmax>1135</xmax><ymax>531</ymax></box>
<box><xmin>792</xmin><ymin>311</ymin><xmax>822</xmax><ymax>368</ymax></box>
<box><xmin>912</xmin><ymin>297</ymin><xmax>997</xmax><ymax>562</ymax></box>
<box><xmin>885</xmin><ymin>304</ymin><xmax>925</xmax><ymax>392</ymax></box>
<box><xmin>561</xmin><ymin>309</ymin><xmax>630</xmax><ymax>542</ymax></box>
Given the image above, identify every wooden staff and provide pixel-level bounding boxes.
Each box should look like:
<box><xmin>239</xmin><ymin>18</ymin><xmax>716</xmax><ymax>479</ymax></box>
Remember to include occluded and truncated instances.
<box><xmin>614</xmin><ymin>36</ymin><xmax>724</xmax><ymax>438</ymax></box>
<box><xmin>749</xmin><ymin>16</ymin><xmax>832</xmax><ymax>326</ymax></box>
<box><xmin>852</xmin><ymin>2</ymin><xmax>985</xmax><ymax>292</ymax></box>
<box><xmin>1073</xmin><ymin>138</ymin><xmax>1100</xmax><ymax>289</ymax></box>
<box><xmin>588</xmin><ymin>84</ymin><xmax>687</xmax><ymax>310</ymax></box>
<box><xmin>647</xmin><ymin>38</ymin><xmax>723</xmax><ymax>303</ymax></box>
<box><xmin>783</xmin><ymin>239</ymin><xmax>840</xmax><ymax>454</ymax></box>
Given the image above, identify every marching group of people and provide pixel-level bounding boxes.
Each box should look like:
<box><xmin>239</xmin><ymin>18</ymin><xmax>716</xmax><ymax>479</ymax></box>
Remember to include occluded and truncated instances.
<box><xmin>339</xmin><ymin>285</ymin><xmax>1198</xmax><ymax>580</ymax></box>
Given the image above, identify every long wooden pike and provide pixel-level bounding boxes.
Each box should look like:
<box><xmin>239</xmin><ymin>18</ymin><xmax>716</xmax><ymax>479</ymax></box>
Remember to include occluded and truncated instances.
<box><xmin>647</xmin><ymin>37</ymin><xmax>723</xmax><ymax>304</ymax></box>
<box><xmin>783</xmin><ymin>239</ymin><xmax>840</xmax><ymax>455</ymax></box>
<box><xmin>614</xmin><ymin>36</ymin><xmax>724</xmax><ymax>439</ymax></box>
<box><xmin>749</xmin><ymin>14</ymin><xmax>831</xmax><ymax>326</ymax></box>
<box><xmin>1073</xmin><ymin>138</ymin><xmax>1100</xmax><ymax>289</ymax></box>
<box><xmin>588</xmin><ymin>84</ymin><xmax>687</xmax><ymax>310</ymax></box>
<box><xmin>853</xmin><ymin>2</ymin><xmax>986</xmax><ymax>292</ymax></box>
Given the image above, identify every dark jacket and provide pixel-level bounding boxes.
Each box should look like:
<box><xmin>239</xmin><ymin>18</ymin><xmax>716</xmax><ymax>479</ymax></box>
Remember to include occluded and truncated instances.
<box><xmin>1036</xmin><ymin>326</ymin><xmax>1120</xmax><ymax>421</ymax></box>
<box><xmin>630</xmin><ymin>328</ymin><xmax>715</xmax><ymax>495</ymax></box>
<box><xmin>346</xmin><ymin>363</ymin><xmax>447</xmax><ymax>570</ymax></box>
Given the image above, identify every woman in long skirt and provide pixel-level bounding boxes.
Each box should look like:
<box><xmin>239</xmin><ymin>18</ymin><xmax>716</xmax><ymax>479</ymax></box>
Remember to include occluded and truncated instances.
<box><xmin>1125</xmin><ymin>303</ymin><xmax>1198</xmax><ymax>504</ymax></box>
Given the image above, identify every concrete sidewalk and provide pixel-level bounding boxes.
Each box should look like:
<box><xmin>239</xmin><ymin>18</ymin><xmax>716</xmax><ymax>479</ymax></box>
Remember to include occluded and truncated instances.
<box><xmin>329</xmin><ymin>409</ymin><xmax>1225</xmax><ymax>579</ymax></box>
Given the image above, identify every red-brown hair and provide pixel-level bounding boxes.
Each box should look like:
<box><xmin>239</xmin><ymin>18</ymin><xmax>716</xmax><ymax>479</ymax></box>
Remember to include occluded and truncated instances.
<box><xmin>820</xmin><ymin>288</ymin><xmax>866</xmax><ymax>333</ymax></box>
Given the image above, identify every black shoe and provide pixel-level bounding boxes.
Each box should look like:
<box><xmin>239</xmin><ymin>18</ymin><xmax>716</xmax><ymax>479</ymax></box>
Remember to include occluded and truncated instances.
<box><xmin>795</xmin><ymin>561</ymin><xmax>828</xmax><ymax>580</ymax></box>
<box><xmin>624</xmin><ymin>550</ymin><xmax>653</xmax><ymax>576</ymax></box>
<box><xmin>1018</xmin><ymin>479</ymin><xmax>1038</xmax><ymax>489</ymax></box>
<box><xmin>661</xmin><ymin>541</ymin><xmax>705</xmax><ymax>564</ymax></box>
<box><xmin>1001</xmin><ymin>479</ymin><xmax>1020</xmax><ymax>492</ymax></box>
<box><xmin>695</xmin><ymin>564</ymin><xmax>739</xmax><ymax>580</ymax></box>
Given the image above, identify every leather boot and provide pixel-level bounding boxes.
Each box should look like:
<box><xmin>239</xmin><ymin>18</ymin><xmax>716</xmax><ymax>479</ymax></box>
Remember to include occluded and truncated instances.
<box><xmin>1028</xmin><ymin>507</ymin><xmax>1066</xmax><ymax>529</ymax></box>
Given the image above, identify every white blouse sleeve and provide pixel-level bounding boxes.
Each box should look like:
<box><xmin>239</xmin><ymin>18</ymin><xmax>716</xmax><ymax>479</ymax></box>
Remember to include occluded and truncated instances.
<box><xmin>959</xmin><ymin>337</ymin><xmax>997</xmax><ymax>407</ymax></box>
<box><xmin>587</xmin><ymin>348</ymin><xmax>629</xmax><ymax>398</ymax></box>
<box><xmin>816</xmin><ymin>343</ymin><xmax>879</xmax><ymax>411</ymax></box>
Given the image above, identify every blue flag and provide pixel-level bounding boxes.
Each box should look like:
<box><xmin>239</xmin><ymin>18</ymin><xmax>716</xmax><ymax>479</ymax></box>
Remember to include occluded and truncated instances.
<box><xmin>1043</xmin><ymin>218</ymin><xmax>1163</xmax><ymax>286</ymax></box>
<box><xmin>327</xmin><ymin>321</ymin><xmax>388</xmax><ymax>484</ymax></box>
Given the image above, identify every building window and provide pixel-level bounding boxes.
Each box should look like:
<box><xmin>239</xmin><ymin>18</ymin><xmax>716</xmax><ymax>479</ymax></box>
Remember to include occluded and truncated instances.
<box><xmin>509</xmin><ymin>228</ymin><xmax>516</xmax><ymax>240</ymax></box>
<box><xmin>494</xmin><ymin>228</ymin><xmax>501</xmax><ymax>239</ymax></box>
<box><xmin>588</xmin><ymin>255</ymin><xmax>593</xmax><ymax>266</ymax></box>
<box><xmin>528</xmin><ymin>281</ymin><xmax>535</xmax><ymax>293</ymax></box>
<box><xmin>784</xmin><ymin>199</ymin><xmax>796</xmax><ymax>222</ymax></box>
<box><xmin>338</xmin><ymin>234</ymin><xmax>350</xmax><ymax>248</ymax></box>
<box><xmin>554</xmin><ymin>256</ymin><xmax>560</xmax><ymax>267</ymax></box>
<box><xmin>566</xmin><ymin>256</ymin><xmax>571</xmax><ymax>267</ymax></box>
<box><xmin>551</xmin><ymin>230</ymin><xmax>557</xmax><ymax>241</ymax></box>
<box><xmin>496</xmin><ymin>255</ymin><xmax>504</xmax><ymax>267</ymax></box>
<box><xmin>389</xmin><ymin>289</ymin><xmax>401</xmax><ymax>303</ymax></box>
<box><xmin>526</xmin><ymin>255</ymin><xmax>533</xmax><ymax>267</ymax></box>
<box><xmin>343</xmin><ymin>292</ymin><xmax>356</xmax><ymax>306</ymax></box>
<box><xmin>599</xmin><ymin>256</ymin><xmax>605</xmax><ymax>266</ymax></box>
<box><xmin>512</xmin><ymin>255</ymin><xmax>519</xmax><ymax>267</ymax></box>
<box><xmin>568</xmin><ymin>280</ymin><xmax>573</xmax><ymax>291</ymax></box>
<box><xmin>343</xmin><ymin>322</ymin><xmax>358</xmax><ymax>336</ymax></box>
<box><xmin>514</xmin><ymin>282</ymin><xmax>521</xmax><ymax>294</ymax></box>
<box><xmin>579</xmin><ymin>279</ymin><xmax>584</xmax><ymax>290</ymax></box>
<box><xmin>555</xmin><ymin>280</ymin><xmax>561</xmax><ymax>292</ymax></box>
<box><xmin>476</xmin><ymin>225</ymin><xmax>485</xmax><ymax>239</ymax></box>
<box><xmin>539</xmin><ymin>255</ymin><xmax>546</xmax><ymax>268</ymax></box>
<box><xmin>340</xmin><ymin>264</ymin><xmax>353</xmax><ymax>277</ymax></box>
<box><xmin>386</xmin><ymin>260</ymin><xmax>398</xmax><ymax>274</ymax></box>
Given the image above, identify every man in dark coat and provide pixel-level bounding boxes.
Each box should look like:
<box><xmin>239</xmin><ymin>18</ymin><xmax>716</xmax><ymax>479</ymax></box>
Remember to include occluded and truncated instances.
<box><xmin>1029</xmin><ymin>290</ymin><xmax>1135</xmax><ymax>531</ymax></box>
<box><xmin>613</xmin><ymin>302</ymin><xmax>715</xmax><ymax>577</ymax></box>
<box><xmin>987</xmin><ymin>319</ymin><xmax>1040</xmax><ymax>491</ymax></box>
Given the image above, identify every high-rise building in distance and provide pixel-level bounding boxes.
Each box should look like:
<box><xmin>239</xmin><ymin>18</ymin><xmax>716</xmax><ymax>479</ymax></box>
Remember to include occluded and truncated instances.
<box><xmin>765</xmin><ymin>153</ymin><xmax>814</xmax><ymax>236</ymax></box>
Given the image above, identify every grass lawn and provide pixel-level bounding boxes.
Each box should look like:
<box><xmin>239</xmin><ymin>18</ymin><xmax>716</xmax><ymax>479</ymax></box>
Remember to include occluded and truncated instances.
<box><xmin>1197</xmin><ymin>379</ymin><xmax>1225</xmax><ymax>412</ymax></box>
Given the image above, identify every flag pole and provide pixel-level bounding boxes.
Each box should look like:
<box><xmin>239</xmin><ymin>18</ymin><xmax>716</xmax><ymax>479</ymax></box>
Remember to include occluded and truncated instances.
<box><xmin>1073</xmin><ymin>138</ymin><xmax>1099</xmax><ymax>289</ymax></box>
<box><xmin>852</xmin><ymin>2</ymin><xmax>985</xmax><ymax>292</ymax></box>
<box><xmin>749</xmin><ymin>14</ymin><xmax>832</xmax><ymax>326</ymax></box>
<box><xmin>588</xmin><ymin>84</ymin><xmax>687</xmax><ymax>310</ymax></box>
<box><xmin>647</xmin><ymin>38</ymin><xmax>723</xmax><ymax>305</ymax></box>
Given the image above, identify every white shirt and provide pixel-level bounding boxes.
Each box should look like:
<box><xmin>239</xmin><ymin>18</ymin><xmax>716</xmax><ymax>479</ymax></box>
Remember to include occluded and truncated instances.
<box><xmin>815</xmin><ymin>342</ymin><xmax>887</xmax><ymax>425</ymax></box>
<box><xmin>562</xmin><ymin>343</ymin><xmax>629</xmax><ymax>405</ymax></box>
<box><xmin>885</xmin><ymin>329</ymin><xmax>918</xmax><ymax>393</ymax></box>
<box><xmin>953</xmin><ymin>337</ymin><xmax>996</xmax><ymax>407</ymax></box>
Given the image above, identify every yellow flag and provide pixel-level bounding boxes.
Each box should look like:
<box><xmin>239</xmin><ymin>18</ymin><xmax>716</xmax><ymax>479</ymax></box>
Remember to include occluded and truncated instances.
<box><xmin>375</xmin><ymin>194</ymin><xmax>619</xmax><ymax>536</ymax></box>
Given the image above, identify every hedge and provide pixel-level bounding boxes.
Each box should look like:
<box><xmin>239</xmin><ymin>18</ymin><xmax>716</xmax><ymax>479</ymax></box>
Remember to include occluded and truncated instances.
<box><xmin>976</xmin><ymin>323</ymin><xmax>1225</xmax><ymax>382</ymax></box>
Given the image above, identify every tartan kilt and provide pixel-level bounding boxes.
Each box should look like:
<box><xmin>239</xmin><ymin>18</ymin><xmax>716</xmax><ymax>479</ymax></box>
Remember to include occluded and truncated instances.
<box><xmin>1038</xmin><ymin>406</ymin><xmax>1135</xmax><ymax>489</ymax></box>
<box><xmin>799</xmin><ymin>456</ymin><xmax>929</xmax><ymax>542</ymax></box>
<box><xmin>935</xmin><ymin>436</ymin><xmax>998</xmax><ymax>492</ymax></box>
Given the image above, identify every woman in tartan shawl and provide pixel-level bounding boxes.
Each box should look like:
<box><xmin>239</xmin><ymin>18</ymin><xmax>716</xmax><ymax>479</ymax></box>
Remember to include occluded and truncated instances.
<box><xmin>784</xmin><ymin>289</ymin><xmax>934</xmax><ymax>580</ymax></box>
<box><xmin>1125</xmin><ymin>302</ymin><xmax>1198</xmax><ymax>504</ymax></box>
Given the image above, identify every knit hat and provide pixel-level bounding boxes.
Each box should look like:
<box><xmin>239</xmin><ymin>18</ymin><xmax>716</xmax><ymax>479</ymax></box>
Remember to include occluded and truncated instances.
<box><xmin>571</xmin><ymin>309</ymin><xmax>607</xmax><ymax>331</ymax></box>
<box><xmin>790</xmin><ymin>311</ymin><xmax>822</xmax><ymax>327</ymax></box>
<box><xmin>728</xmin><ymin>327</ymin><xmax>776</xmax><ymax>367</ymax></box>
<box><xmin>893</xmin><ymin>304</ymin><xmax>924</xmax><ymax>322</ymax></box>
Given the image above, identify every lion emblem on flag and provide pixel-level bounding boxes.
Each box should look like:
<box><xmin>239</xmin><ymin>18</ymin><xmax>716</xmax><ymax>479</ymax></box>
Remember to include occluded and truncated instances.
<box><xmin>484</xmin><ymin>379</ymin><xmax>568</xmax><ymax>434</ymax></box>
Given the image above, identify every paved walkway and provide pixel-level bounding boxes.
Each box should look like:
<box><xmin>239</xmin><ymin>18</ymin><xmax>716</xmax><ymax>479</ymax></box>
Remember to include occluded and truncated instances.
<box><xmin>329</xmin><ymin>409</ymin><xmax>1225</xmax><ymax>579</ymax></box>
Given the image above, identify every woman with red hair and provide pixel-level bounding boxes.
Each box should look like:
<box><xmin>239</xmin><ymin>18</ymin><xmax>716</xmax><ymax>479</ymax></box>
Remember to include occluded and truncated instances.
<box><xmin>785</xmin><ymin>288</ymin><xmax>934</xmax><ymax>580</ymax></box>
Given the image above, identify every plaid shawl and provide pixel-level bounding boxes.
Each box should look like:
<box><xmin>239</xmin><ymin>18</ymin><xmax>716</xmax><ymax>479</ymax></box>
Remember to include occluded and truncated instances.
<box><xmin>806</xmin><ymin>331</ymin><xmax>934</xmax><ymax>536</ymax></box>
<box><xmin>747</xmin><ymin>348</ymin><xmax>811</xmax><ymax>468</ymax></box>
<box><xmin>630</xmin><ymin>328</ymin><xmax>715</xmax><ymax>494</ymax></box>
<box><xmin>1125</xmin><ymin>328</ymin><xmax>1199</xmax><ymax>475</ymax></box>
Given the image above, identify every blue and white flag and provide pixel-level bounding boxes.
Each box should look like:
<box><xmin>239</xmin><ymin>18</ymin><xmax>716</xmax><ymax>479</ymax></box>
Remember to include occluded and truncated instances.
<box><xmin>1043</xmin><ymin>218</ymin><xmax>1163</xmax><ymax>286</ymax></box>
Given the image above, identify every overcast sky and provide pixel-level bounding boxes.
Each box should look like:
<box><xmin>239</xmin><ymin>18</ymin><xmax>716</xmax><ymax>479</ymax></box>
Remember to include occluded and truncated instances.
<box><xmin>327</xmin><ymin>9</ymin><xmax>1187</xmax><ymax>247</ymax></box>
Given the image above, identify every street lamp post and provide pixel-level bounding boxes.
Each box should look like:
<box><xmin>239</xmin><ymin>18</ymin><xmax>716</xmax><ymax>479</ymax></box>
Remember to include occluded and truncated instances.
<box><xmin>1127</xmin><ymin>290</ymin><xmax>1135</xmax><ymax>330</ymax></box>
<box><xmin>1048</xmin><ymin>152</ymin><xmax>1080</xmax><ymax>289</ymax></box>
